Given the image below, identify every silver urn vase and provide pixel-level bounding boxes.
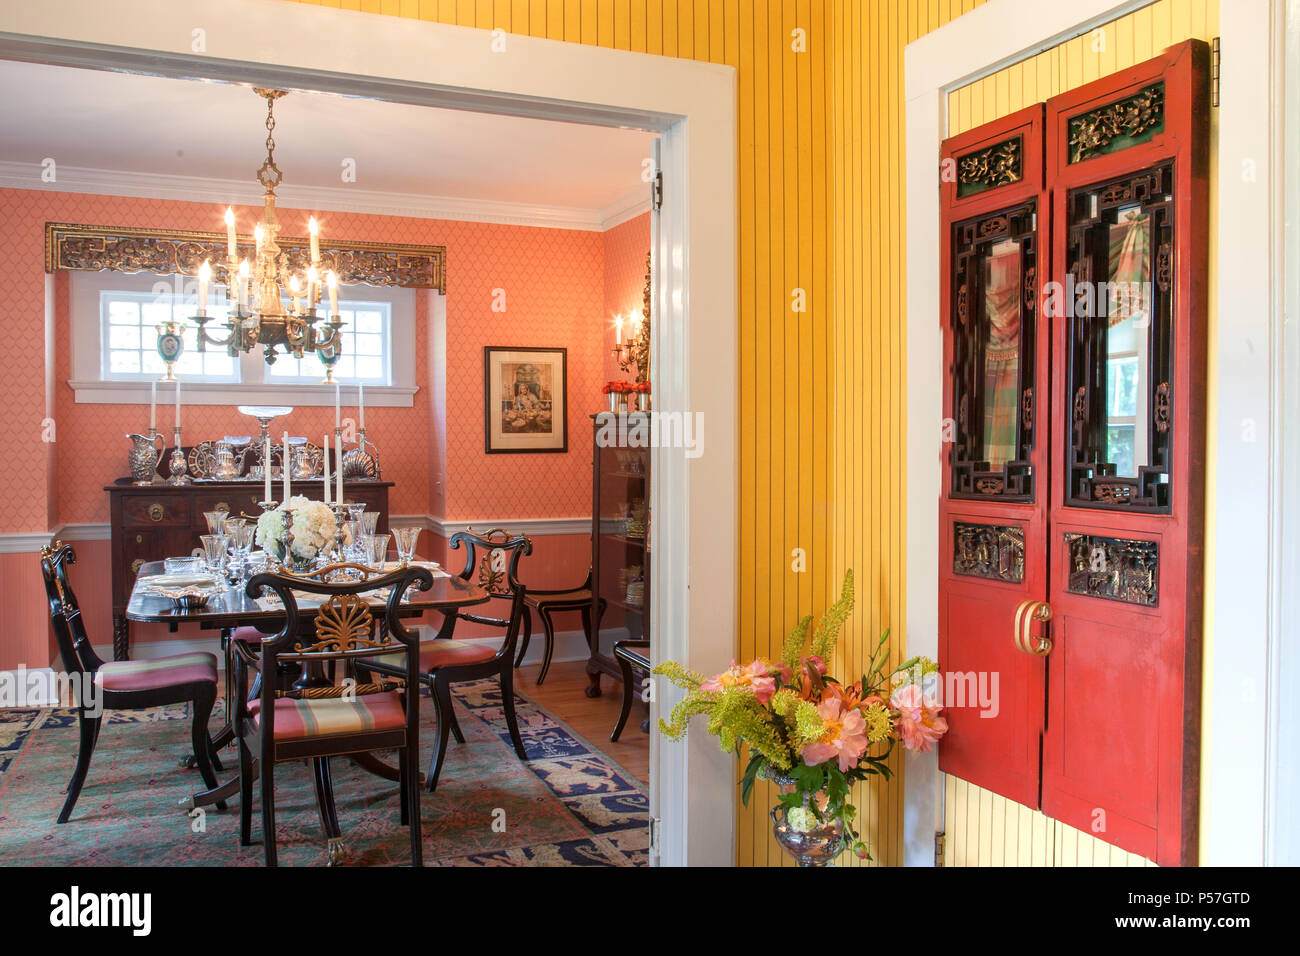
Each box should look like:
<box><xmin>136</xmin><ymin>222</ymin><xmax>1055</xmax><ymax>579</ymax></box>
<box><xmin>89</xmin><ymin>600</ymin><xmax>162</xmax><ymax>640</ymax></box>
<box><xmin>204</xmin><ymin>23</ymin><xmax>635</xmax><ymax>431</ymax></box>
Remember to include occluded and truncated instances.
<box><xmin>770</xmin><ymin>805</ymin><xmax>846</xmax><ymax>867</ymax></box>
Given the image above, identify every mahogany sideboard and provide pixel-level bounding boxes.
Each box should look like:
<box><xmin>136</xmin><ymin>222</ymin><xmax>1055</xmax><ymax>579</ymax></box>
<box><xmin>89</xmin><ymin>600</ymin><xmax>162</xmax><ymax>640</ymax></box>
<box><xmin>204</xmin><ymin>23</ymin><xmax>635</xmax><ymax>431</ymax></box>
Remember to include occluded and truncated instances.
<box><xmin>105</xmin><ymin>477</ymin><xmax>392</xmax><ymax>660</ymax></box>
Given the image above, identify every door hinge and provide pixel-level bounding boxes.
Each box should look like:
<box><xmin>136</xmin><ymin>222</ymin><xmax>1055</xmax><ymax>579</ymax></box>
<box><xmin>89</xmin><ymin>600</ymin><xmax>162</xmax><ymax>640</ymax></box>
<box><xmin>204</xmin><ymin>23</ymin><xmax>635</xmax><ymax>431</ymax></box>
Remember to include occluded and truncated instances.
<box><xmin>649</xmin><ymin>816</ymin><xmax>661</xmax><ymax>856</ymax></box>
<box><xmin>1211</xmin><ymin>36</ymin><xmax>1220</xmax><ymax>108</ymax></box>
<box><xmin>934</xmin><ymin>831</ymin><xmax>946</xmax><ymax>867</ymax></box>
<box><xmin>652</xmin><ymin>170</ymin><xmax>663</xmax><ymax>211</ymax></box>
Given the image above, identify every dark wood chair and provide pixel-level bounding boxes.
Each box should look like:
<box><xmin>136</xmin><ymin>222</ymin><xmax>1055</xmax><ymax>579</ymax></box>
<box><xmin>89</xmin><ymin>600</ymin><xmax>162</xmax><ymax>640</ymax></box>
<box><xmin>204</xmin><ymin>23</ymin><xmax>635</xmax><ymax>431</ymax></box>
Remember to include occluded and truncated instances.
<box><xmin>515</xmin><ymin>567</ymin><xmax>606</xmax><ymax>685</ymax></box>
<box><xmin>361</xmin><ymin>528</ymin><xmax>532</xmax><ymax>792</ymax></box>
<box><xmin>235</xmin><ymin>562</ymin><xmax>432</xmax><ymax>867</ymax></box>
<box><xmin>611</xmin><ymin>640</ymin><xmax>651</xmax><ymax>741</ymax></box>
<box><xmin>39</xmin><ymin>542</ymin><xmax>223</xmax><ymax>824</ymax></box>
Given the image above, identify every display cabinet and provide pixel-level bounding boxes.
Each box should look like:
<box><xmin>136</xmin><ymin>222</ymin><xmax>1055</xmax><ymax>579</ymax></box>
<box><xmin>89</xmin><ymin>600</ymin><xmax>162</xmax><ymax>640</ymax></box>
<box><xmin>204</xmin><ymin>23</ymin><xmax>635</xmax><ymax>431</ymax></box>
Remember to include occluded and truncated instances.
<box><xmin>586</xmin><ymin>413</ymin><xmax>650</xmax><ymax>698</ymax></box>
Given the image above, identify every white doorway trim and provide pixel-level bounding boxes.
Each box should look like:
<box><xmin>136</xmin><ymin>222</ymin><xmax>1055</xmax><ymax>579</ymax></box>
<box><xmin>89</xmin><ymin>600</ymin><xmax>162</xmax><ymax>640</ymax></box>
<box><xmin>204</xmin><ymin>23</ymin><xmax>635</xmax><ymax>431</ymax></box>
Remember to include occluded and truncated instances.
<box><xmin>0</xmin><ymin>0</ymin><xmax>738</xmax><ymax>866</ymax></box>
<box><xmin>903</xmin><ymin>0</ymin><xmax>1285</xmax><ymax>866</ymax></box>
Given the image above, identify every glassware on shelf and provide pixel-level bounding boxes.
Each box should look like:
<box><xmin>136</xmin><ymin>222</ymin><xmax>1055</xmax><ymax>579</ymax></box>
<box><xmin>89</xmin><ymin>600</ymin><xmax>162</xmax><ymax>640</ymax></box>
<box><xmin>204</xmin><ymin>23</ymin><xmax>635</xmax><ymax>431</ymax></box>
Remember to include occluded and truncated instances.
<box><xmin>203</xmin><ymin>510</ymin><xmax>229</xmax><ymax>534</ymax></box>
<box><xmin>392</xmin><ymin>527</ymin><xmax>421</xmax><ymax>565</ymax></box>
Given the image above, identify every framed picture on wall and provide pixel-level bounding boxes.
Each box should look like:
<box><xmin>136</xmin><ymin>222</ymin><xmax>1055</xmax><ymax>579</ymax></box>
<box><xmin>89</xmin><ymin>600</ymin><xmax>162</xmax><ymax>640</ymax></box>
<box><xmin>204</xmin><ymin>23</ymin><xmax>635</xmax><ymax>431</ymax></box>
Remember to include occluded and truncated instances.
<box><xmin>483</xmin><ymin>346</ymin><xmax>568</xmax><ymax>454</ymax></box>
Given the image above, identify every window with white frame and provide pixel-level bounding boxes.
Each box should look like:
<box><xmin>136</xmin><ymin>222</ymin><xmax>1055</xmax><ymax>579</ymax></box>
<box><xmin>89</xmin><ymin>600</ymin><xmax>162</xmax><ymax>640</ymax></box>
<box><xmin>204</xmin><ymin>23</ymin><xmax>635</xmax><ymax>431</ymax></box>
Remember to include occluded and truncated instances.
<box><xmin>70</xmin><ymin>270</ymin><xmax>422</xmax><ymax>407</ymax></box>
<box><xmin>101</xmin><ymin>290</ymin><xmax>239</xmax><ymax>382</ymax></box>
<box><xmin>264</xmin><ymin>302</ymin><xmax>391</xmax><ymax>384</ymax></box>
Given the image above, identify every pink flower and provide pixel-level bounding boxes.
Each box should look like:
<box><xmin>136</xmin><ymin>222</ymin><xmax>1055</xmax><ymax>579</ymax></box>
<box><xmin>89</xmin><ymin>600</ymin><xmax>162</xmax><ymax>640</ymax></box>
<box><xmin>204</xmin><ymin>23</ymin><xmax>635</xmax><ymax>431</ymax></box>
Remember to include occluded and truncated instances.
<box><xmin>699</xmin><ymin>659</ymin><xmax>776</xmax><ymax>704</ymax></box>
<box><xmin>805</xmin><ymin>655</ymin><xmax>827</xmax><ymax>677</ymax></box>
<box><xmin>890</xmin><ymin>683</ymin><xmax>949</xmax><ymax>753</ymax></box>
<box><xmin>801</xmin><ymin>699</ymin><xmax>870</xmax><ymax>772</ymax></box>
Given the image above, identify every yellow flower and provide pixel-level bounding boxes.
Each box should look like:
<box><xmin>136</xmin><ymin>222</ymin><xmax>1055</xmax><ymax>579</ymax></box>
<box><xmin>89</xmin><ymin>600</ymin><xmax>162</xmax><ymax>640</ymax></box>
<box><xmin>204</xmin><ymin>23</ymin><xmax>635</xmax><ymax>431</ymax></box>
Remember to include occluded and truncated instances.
<box><xmin>862</xmin><ymin>701</ymin><xmax>894</xmax><ymax>743</ymax></box>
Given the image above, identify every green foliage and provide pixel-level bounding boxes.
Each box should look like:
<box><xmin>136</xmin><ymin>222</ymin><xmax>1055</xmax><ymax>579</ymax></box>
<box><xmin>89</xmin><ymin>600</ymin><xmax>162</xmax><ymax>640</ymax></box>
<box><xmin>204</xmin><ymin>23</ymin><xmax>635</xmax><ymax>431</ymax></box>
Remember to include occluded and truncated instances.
<box><xmin>652</xmin><ymin>660</ymin><xmax>706</xmax><ymax>691</ymax></box>
<box><xmin>780</xmin><ymin>614</ymin><xmax>813</xmax><ymax>671</ymax></box>
<box><xmin>811</xmin><ymin>569</ymin><xmax>855</xmax><ymax>659</ymax></box>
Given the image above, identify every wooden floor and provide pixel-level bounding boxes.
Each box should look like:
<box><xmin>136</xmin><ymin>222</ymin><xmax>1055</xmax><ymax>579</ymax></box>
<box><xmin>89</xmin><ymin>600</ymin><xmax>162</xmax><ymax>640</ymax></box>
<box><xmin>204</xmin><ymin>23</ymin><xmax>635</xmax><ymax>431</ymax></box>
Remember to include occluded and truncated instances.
<box><xmin>515</xmin><ymin>660</ymin><xmax>650</xmax><ymax>786</ymax></box>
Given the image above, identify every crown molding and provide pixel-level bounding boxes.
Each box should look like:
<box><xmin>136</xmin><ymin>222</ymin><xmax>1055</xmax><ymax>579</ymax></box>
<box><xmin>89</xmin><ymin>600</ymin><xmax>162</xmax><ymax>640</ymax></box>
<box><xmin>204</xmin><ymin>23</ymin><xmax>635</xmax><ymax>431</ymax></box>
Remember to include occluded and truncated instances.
<box><xmin>599</xmin><ymin>185</ymin><xmax>653</xmax><ymax>230</ymax></box>
<box><xmin>0</xmin><ymin>161</ymin><xmax>623</xmax><ymax>232</ymax></box>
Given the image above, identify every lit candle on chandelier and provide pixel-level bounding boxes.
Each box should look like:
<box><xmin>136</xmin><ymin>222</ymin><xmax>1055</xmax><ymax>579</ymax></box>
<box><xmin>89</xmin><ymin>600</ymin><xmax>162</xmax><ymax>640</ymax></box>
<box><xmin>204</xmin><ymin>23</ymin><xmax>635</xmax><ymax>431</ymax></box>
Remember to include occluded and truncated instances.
<box><xmin>327</xmin><ymin>269</ymin><xmax>338</xmax><ymax>316</ymax></box>
<box><xmin>307</xmin><ymin>265</ymin><xmax>319</xmax><ymax>310</ymax></box>
<box><xmin>224</xmin><ymin>207</ymin><xmax>236</xmax><ymax>260</ymax></box>
<box><xmin>254</xmin><ymin>224</ymin><xmax>265</xmax><ymax>258</ymax></box>
<box><xmin>615</xmin><ymin>314</ymin><xmax>623</xmax><ymax>345</ymax></box>
<box><xmin>197</xmin><ymin>259</ymin><xmax>210</xmax><ymax>317</ymax></box>
<box><xmin>288</xmin><ymin>274</ymin><xmax>302</xmax><ymax>314</ymax></box>
<box><xmin>308</xmin><ymin>216</ymin><xmax>320</xmax><ymax>265</ymax></box>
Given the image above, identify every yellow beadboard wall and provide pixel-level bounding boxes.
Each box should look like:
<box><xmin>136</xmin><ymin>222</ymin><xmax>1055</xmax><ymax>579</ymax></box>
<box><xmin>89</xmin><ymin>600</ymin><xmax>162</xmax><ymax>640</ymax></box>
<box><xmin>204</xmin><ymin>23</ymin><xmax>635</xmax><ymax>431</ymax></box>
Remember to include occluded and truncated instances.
<box><xmin>277</xmin><ymin>0</ymin><xmax>989</xmax><ymax>869</ymax></box>
<box><xmin>280</xmin><ymin>0</ymin><xmax>1211</xmax><ymax>868</ymax></box>
<box><xmin>941</xmin><ymin>0</ymin><xmax>1218</xmax><ymax>868</ymax></box>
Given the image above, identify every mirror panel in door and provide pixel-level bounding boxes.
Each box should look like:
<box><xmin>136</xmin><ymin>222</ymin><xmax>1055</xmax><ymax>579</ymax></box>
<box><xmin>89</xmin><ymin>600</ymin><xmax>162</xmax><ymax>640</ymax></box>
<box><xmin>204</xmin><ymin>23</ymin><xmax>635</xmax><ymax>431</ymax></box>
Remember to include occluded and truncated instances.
<box><xmin>950</xmin><ymin>202</ymin><xmax>1038</xmax><ymax>500</ymax></box>
<box><xmin>1064</xmin><ymin>163</ymin><xmax>1175</xmax><ymax>510</ymax></box>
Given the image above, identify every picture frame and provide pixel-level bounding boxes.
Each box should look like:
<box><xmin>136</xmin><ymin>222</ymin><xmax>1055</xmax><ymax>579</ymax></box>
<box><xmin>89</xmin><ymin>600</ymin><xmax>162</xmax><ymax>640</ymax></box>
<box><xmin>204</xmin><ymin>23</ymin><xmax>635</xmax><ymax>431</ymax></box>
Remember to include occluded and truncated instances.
<box><xmin>483</xmin><ymin>346</ymin><xmax>568</xmax><ymax>454</ymax></box>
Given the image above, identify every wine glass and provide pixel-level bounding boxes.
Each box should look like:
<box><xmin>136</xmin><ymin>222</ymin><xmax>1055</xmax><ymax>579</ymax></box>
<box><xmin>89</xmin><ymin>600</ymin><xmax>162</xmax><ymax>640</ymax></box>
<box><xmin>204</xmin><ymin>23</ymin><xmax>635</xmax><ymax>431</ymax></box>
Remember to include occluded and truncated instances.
<box><xmin>200</xmin><ymin>534</ymin><xmax>231</xmax><ymax>577</ymax></box>
<box><xmin>203</xmin><ymin>510</ymin><xmax>229</xmax><ymax>534</ymax></box>
<box><xmin>230</xmin><ymin>524</ymin><xmax>255</xmax><ymax>577</ymax></box>
<box><xmin>358</xmin><ymin>511</ymin><xmax>379</xmax><ymax>537</ymax></box>
<box><xmin>392</xmin><ymin>527</ymin><xmax>421</xmax><ymax>565</ymax></box>
<box><xmin>365</xmin><ymin>532</ymin><xmax>390</xmax><ymax>568</ymax></box>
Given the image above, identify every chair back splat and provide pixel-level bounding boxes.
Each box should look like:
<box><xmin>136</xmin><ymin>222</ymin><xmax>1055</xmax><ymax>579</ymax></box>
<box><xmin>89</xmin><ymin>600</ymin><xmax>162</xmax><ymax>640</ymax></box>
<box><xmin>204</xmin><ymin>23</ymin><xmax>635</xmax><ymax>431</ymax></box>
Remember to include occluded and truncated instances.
<box><xmin>238</xmin><ymin>562</ymin><xmax>433</xmax><ymax>866</ymax></box>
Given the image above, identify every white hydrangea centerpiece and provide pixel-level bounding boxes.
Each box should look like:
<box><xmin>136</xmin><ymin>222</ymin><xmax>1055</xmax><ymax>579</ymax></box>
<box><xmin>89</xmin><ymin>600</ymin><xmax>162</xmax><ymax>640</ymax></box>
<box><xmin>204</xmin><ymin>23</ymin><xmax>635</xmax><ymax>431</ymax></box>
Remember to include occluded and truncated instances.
<box><xmin>256</xmin><ymin>495</ymin><xmax>337</xmax><ymax>568</ymax></box>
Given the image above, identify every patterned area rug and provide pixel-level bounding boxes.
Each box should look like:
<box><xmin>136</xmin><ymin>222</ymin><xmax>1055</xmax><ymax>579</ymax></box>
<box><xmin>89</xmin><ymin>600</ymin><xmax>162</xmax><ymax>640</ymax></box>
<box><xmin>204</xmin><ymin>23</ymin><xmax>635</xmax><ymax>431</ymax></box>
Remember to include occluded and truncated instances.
<box><xmin>0</xmin><ymin>679</ymin><xmax>647</xmax><ymax>866</ymax></box>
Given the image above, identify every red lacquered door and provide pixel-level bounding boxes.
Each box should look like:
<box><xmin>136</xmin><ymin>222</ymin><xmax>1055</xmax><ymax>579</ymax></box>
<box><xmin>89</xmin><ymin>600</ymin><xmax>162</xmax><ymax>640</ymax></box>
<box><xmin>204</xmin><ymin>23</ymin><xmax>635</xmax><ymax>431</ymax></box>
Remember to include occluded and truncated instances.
<box><xmin>937</xmin><ymin>41</ymin><xmax>1209</xmax><ymax>866</ymax></box>
<box><xmin>1042</xmin><ymin>40</ymin><xmax>1209</xmax><ymax>866</ymax></box>
<box><xmin>938</xmin><ymin>105</ymin><xmax>1050</xmax><ymax>810</ymax></box>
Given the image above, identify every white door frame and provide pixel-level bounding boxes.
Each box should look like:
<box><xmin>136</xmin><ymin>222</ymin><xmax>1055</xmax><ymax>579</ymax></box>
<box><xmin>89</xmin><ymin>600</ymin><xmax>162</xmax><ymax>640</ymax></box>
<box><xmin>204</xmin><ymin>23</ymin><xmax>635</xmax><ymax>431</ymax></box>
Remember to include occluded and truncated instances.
<box><xmin>903</xmin><ymin>0</ymin><xmax>1288</xmax><ymax>866</ymax></box>
<box><xmin>0</xmin><ymin>0</ymin><xmax>738</xmax><ymax>866</ymax></box>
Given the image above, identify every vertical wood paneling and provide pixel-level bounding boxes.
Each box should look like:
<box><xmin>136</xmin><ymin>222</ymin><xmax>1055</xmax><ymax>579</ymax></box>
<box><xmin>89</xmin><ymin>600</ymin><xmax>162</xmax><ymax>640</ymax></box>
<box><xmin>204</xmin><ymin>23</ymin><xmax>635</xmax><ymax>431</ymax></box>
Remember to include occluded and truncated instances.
<box><xmin>283</xmin><ymin>0</ymin><xmax>1095</xmax><ymax>868</ymax></box>
<box><xmin>942</xmin><ymin>0</ymin><xmax>1215</xmax><ymax>868</ymax></box>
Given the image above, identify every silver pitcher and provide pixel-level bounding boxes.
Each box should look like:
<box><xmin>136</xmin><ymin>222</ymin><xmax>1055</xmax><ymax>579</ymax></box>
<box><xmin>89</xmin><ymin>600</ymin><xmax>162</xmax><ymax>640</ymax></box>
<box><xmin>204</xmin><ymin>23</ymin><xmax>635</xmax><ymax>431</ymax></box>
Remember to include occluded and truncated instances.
<box><xmin>127</xmin><ymin>432</ymin><xmax>165</xmax><ymax>486</ymax></box>
<box><xmin>209</xmin><ymin>441</ymin><xmax>241</xmax><ymax>480</ymax></box>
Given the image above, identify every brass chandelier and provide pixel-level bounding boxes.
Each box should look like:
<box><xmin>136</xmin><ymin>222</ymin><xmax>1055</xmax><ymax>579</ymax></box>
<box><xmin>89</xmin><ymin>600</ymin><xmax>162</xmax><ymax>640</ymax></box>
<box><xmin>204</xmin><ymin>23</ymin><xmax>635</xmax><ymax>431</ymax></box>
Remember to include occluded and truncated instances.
<box><xmin>156</xmin><ymin>88</ymin><xmax>343</xmax><ymax>382</ymax></box>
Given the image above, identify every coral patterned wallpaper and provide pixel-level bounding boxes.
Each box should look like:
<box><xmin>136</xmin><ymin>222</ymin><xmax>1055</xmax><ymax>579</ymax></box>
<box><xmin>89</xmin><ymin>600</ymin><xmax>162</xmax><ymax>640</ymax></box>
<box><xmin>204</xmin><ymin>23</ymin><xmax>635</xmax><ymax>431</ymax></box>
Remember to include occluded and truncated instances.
<box><xmin>0</xmin><ymin>186</ymin><xmax>640</xmax><ymax>532</ymax></box>
<box><xmin>0</xmin><ymin>184</ymin><xmax>647</xmax><ymax>666</ymax></box>
<box><xmin>602</xmin><ymin>212</ymin><xmax>652</xmax><ymax>386</ymax></box>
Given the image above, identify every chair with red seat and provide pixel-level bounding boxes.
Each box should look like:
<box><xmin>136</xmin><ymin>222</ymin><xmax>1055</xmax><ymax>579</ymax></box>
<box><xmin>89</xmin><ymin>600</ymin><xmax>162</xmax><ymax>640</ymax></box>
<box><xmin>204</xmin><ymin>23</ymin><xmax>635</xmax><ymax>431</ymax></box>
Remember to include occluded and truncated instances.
<box><xmin>39</xmin><ymin>542</ymin><xmax>223</xmax><ymax>824</ymax></box>
<box><xmin>360</xmin><ymin>528</ymin><xmax>531</xmax><ymax>792</ymax></box>
<box><xmin>235</xmin><ymin>563</ymin><xmax>431</xmax><ymax>867</ymax></box>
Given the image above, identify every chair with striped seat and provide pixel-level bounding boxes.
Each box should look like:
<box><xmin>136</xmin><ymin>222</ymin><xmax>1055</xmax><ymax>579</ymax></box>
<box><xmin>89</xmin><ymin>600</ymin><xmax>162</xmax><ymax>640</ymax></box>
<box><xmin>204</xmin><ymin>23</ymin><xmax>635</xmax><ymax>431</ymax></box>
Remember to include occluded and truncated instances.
<box><xmin>235</xmin><ymin>563</ymin><xmax>432</xmax><ymax>867</ymax></box>
<box><xmin>360</xmin><ymin>528</ymin><xmax>532</xmax><ymax>792</ymax></box>
<box><xmin>39</xmin><ymin>542</ymin><xmax>223</xmax><ymax>824</ymax></box>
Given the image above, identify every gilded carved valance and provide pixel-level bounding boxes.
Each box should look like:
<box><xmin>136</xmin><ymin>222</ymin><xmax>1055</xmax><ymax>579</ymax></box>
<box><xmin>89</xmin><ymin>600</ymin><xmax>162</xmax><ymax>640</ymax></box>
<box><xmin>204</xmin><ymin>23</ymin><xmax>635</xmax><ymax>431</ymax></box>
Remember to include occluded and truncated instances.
<box><xmin>44</xmin><ymin>222</ymin><xmax>446</xmax><ymax>293</ymax></box>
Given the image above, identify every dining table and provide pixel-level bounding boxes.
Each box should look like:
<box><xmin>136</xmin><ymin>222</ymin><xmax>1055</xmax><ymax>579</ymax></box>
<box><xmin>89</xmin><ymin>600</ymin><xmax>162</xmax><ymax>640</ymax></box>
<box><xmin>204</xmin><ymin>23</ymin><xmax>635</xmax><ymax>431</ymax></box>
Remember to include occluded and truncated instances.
<box><xmin>125</xmin><ymin>558</ymin><xmax>491</xmax><ymax>847</ymax></box>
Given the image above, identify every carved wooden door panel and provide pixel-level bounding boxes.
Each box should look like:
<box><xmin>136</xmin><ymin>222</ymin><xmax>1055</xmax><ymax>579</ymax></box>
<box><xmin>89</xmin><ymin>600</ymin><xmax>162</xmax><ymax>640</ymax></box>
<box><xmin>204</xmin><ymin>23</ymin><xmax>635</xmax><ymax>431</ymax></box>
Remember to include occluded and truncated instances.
<box><xmin>938</xmin><ymin>105</ymin><xmax>1049</xmax><ymax>810</ymax></box>
<box><xmin>1042</xmin><ymin>40</ymin><xmax>1209</xmax><ymax>866</ymax></box>
<box><xmin>939</xmin><ymin>40</ymin><xmax>1208</xmax><ymax>866</ymax></box>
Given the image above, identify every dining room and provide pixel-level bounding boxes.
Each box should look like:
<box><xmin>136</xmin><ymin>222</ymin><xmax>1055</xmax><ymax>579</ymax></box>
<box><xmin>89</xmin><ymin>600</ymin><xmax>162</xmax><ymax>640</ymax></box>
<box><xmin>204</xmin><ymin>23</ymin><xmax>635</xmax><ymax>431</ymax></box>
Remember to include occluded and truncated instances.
<box><xmin>0</xmin><ymin>49</ymin><xmax>660</xmax><ymax>868</ymax></box>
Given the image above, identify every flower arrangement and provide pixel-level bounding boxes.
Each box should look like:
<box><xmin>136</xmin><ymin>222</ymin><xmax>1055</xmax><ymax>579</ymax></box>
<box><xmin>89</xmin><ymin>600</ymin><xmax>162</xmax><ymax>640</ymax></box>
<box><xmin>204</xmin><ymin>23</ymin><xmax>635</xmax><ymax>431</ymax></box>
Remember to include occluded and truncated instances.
<box><xmin>655</xmin><ymin>569</ymin><xmax>948</xmax><ymax>862</ymax></box>
<box><xmin>602</xmin><ymin>381</ymin><xmax>639</xmax><ymax>394</ymax></box>
<box><xmin>255</xmin><ymin>495</ymin><xmax>338</xmax><ymax>568</ymax></box>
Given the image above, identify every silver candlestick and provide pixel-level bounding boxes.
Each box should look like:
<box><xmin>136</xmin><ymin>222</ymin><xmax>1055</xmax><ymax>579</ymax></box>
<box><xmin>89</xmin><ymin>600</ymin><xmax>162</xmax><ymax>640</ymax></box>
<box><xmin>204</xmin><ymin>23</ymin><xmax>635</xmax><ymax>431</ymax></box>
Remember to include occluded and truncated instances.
<box><xmin>166</xmin><ymin>427</ymin><xmax>191</xmax><ymax>484</ymax></box>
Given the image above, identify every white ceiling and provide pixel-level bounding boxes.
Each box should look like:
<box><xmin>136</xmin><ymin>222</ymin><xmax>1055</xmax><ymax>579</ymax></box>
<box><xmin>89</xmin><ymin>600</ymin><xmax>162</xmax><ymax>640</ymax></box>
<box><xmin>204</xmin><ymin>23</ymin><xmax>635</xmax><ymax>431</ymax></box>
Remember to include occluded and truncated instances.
<box><xmin>0</xmin><ymin>60</ymin><xmax>654</xmax><ymax>216</ymax></box>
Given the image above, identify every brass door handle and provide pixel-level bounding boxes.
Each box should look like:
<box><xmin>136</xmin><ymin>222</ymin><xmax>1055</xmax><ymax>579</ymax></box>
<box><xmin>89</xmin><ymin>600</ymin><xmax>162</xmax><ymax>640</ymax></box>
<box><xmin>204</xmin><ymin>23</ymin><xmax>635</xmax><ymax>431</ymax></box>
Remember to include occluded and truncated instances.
<box><xmin>1014</xmin><ymin>599</ymin><xmax>1053</xmax><ymax>656</ymax></box>
<box><xmin>148</xmin><ymin>502</ymin><xmax>165</xmax><ymax>522</ymax></box>
<box><xmin>131</xmin><ymin>558</ymin><xmax>145</xmax><ymax>575</ymax></box>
